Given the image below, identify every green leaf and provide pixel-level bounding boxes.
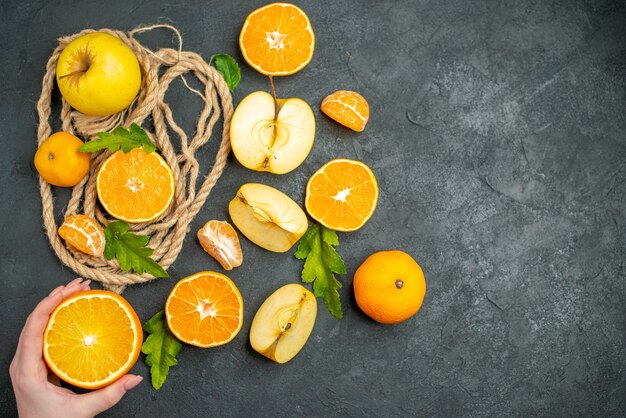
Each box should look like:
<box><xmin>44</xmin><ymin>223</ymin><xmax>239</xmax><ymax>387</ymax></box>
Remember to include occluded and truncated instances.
<box><xmin>79</xmin><ymin>123</ymin><xmax>156</xmax><ymax>154</ymax></box>
<box><xmin>212</xmin><ymin>54</ymin><xmax>241</xmax><ymax>92</ymax></box>
<box><xmin>294</xmin><ymin>223</ymin><xmax>346</xmax><ymax>319</ymax></box>
<box><xmin>141</xmin><ymin>310</ymin><xmax>183</xmax><ymax>390</ymax></box>
<box><xmin>104</xmin><ymin>221</ymin><xmax>169</xmax><ymax>278</ymax></box>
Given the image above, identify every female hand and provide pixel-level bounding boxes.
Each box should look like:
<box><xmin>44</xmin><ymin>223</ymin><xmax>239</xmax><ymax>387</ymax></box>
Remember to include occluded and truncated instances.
<box><xmin>9</xmin><ymin>278</ymin><xmax>143</xmax><ymax>418</ymax></box>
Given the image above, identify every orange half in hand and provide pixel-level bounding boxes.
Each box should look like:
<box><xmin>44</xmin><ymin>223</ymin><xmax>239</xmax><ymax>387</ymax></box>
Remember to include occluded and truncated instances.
<box><xmin>239</xmin><ymin>2</ymin><xmax>315</xmax><ymax>76</ymax></box>
<box><xmin>43</xmin><ymin>290</ymin><xmax>143</xmax><ymax>390</ymax></box>
<box><xmin>165</xmin><ymin>272</ymin><xmax>244</xmax><ymax>348</ymax></box>
<box><xmin>305</xmin><ymin>159</ymin><xmax>379</xmax><ymax>232</ymax></box>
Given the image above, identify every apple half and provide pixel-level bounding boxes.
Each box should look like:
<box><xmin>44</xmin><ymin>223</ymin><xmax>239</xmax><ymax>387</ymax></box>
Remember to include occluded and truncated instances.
<box><xmin>228</xmin><ymin>183</ymin><xmax>307</xmax><ymax>253</ymax></box>
<box><xmin>230</xmin><ymin>91</ymin><xmax>315</xmax><ymax>174</ymax></box>
<box><xmin>250</xmin><ymin>284</ymin><xmax>317</xmax><ymax>364</ymax></box>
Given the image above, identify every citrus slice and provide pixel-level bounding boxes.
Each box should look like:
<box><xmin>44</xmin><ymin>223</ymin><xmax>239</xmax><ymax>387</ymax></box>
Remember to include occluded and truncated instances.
<box><xmin>305</xmin><ymin>159</ymin><xmax>379</xmax><ymax>232</ymax></box>
<box><xmin>239</xmin><ymin>2</ymin><xmax>315</xmax><ymax>76</ymax></box>
<box><xmin>321</xmin><ymin>90</ymin><xmax>370</xmax><ymax>132</ymax></box>
<box><xmin>165</xmin><ymin>271</ymin><xmax>244</xmax><ymax>348</ymax></box>
<box><xmin>43</xmin><ymin>290</ymin><xmax>143</xmax><ymax>390</ymax></box>
<box><xmin>197</xmin><ymin>220</ymin><xmax>243</xmax><ymax>271</ymax></box>
<box><xmin>58</xmin><ymin>214</ymin><xmax>105</xmax><ymax>257</ymax></box>
<box><xmin>96</xmin><ymin>147</ymin><xmax>175</xmax><ymax>223</ymax></box>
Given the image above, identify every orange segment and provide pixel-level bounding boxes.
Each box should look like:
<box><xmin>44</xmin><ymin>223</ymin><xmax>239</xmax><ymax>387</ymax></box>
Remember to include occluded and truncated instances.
<box><xmin>321</xmin><ymin>90</ymin><xmax>370</xmax><ymax>132</ymax></box>
<box><xmin>305</xmin><ymin>159</ymin><xmax>379</xmax><ymax>232</ymax></box>
<box><xmin>197</xmin><ymin>220</ymin><xmax>243</xmax><ymax>271</ymax></box>
<box><xmin>96</xmin><ymin>147</ymin><xmax>175</xmax><ymax>223</ymax></box>
<box><xmin>165</xmin><ymin>272</ymin><xmax>244</xmax><ymax>348</ymax></box>
<box><xmin>43</xmin><ymin>290</ymin><xmax>143</xmax><ymax>390</ymax></box>
<box><xmin>58</xmin><ymin>214</ymin><xmax>105</xmax><ymax>256</ymax></box>
<box><xmin>240</xmin><ymin>2</ymin><xmax>315</xmax><ymax>76</ymax></box>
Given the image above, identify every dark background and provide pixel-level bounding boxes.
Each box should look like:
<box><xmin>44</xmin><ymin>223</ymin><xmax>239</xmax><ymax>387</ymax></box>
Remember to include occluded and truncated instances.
<box><xmin>1</xmin><ymin>0</ymin><xmax>625</xmax><ymax>416</ymax></box>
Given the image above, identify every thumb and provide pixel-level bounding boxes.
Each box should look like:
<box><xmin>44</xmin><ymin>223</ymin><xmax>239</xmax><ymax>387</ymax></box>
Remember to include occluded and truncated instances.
<box><xmin>76</xmin><ymin>375</ymin><xmax>143</xmax><ymax>416</ymax></box>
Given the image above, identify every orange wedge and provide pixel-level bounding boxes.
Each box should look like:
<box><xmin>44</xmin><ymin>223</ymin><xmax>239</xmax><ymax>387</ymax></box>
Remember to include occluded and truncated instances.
<box><xmin>305</xmin><ymin>159</ymin><xmax>379</xmax><ymax>232</ymax></box>
<box><xmin>239</xmin><ymin>2</ymin><xmax>315</xmax><ymax>76</ymax></box>
<box><xmin>321</xmin><ymin>90</ymin><xmax>370</xmax><ymax>132</ymax></box>
<box><xmin>197</xmin><ymin>220</ymin><xmax>243</xmax><ymax>271</ymax></box>
<box><xmin>96</xmin><ymin>147</ymin><xmax>175</xmax><ymax>223</ymax></box>
<box><xmin>165</xmin><ymin>272</ymin><xmax>244</xmax><ymax>348</ymax></box>
<box><xmin>43</xmin><ymin>290</ymin><xmax>143</xmax><ymax>390</ymax></box>
<box><xmin>58</xmin><ymin>214</ymin><xmax>105</xmax><ymax>257</ymax></box>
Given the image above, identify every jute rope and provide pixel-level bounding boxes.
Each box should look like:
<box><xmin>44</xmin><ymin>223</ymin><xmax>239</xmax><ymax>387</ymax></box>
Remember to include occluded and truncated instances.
<box><xmin>36</xmin><ymin>27</ymin><xmax>233</xmax><ymax>293</ymax></box>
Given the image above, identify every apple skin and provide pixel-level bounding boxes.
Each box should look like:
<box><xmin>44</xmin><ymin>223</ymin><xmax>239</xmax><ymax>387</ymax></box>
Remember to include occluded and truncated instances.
<box><xmin>228</xmin><ymin>183</ymin><xmax>308</xmax><ymax>253</ymax></box>
<box><xmin>250</xmin><ymin>284</ymin><xmax>317</xmax><ymax>364</ymax></box>
<box><xmin>230</xmin><ymin>91</ymin><xmax>315</xmax><ymax>174</ymax></box>
<box><xmin>56</xmin><ymin>32</ymin><xmax>141</xmax><ymax>116</ymax></box>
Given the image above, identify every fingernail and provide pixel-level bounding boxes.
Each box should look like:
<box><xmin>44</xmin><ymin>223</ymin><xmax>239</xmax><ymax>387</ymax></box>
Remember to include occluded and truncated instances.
<box><xmin>67</xmin><ymin>278</ymin><xmax>83</xmax><ymax>287</ymax></box>
<box><xmin>82</xmin><ymin>279</ymin><xmax>92</xmax><ymax>287</ymax></box>
<box><xmin>49</xmin><ymin>285</ymin><xmax>64</xmax><ymax>297</ymax></box>
<box><xmin>123</xmin><ymin>375</ymin><xmax>143</xmax><ymax>391</ymax></box>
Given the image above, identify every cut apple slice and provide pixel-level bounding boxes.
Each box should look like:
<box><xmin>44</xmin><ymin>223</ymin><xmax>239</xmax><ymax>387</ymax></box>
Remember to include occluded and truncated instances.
<box><xmin>230</xmin><ymin>91</ymin><xmax>315</xmax><ymax>174</ymax></box>
<box><xmin>197</xmin><ymin>220</ymin><xmax>243</xmax><ymax>270</ymax></box>
<box><xmin>228</xmin><ymin>183</ymin><xmax>308</xmax><ymax>253</ymax></box>
<box><xmin>250</xmin><ymin>284</ymin><xmax>317</xmax><ymax>364</ymax></box>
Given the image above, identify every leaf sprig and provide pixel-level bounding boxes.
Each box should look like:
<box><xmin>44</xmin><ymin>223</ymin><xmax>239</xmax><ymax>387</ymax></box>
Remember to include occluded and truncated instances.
<box><xmin>141</xmin><ymin>311</ymin><xmax>182</xmax><ymax>390</ymax></box>
<box><xmin>295</xmin><ymin>223</ymin><xmax>347</xmax><ymax>319</ymax></box>
<box><xmin>104</xmin><ymin>221</ymin><xmax>169</xmax><ymax>278</ymax></box>
<box><xmin>79</xmin><ymin>123</ymin><xmax>155</xmax><ymax>154</ymax></box>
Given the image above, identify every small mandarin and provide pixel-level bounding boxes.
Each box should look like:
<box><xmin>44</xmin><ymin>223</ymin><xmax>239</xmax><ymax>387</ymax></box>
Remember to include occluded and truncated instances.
<box><xmin>34</xmin><ymin>132</ymin><xmax>90</xmax><ymax>187</ymax></box>
<box><xmin>354</xmin><ymin>250</ymin><xmax>426</xmax><ymax>324</ymax></box>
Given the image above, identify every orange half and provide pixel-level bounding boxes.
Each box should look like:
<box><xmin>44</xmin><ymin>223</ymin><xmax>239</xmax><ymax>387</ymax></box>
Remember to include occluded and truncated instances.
<box><xmin>96</xmin><ymin>147</ymin><xmax>175</xmax><ymax>223</ymax></box>
<box><xmin>43</xmin><ymin>290</ymin><xmax>143</xmax><ymax>390</ymax></box>
<box><xmin>165</xmin><ymin>272</ymin><xmax>244</xmax><ymax>348</ymax></box>
<box><xmin>239</xmin><ymin>2</ymin><xmax>315</xmax><ymax>76</ymax></box>
<box><xmin>305</xmin><ymin>159</ymin><xmax>379</xmax><ymax>232</ymax></box>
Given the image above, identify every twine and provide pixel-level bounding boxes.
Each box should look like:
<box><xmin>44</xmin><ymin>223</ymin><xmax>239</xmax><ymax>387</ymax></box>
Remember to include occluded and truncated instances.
<box><xmin>36</xmin><ymin>27</ymin><xmax>233</xmax><ymax>293</ymax></box>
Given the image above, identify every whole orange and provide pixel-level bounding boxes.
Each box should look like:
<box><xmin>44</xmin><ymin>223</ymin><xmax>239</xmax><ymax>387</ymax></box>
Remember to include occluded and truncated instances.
<box><xmin>34</xmin><ymin>132</ymin><xmax>90</xmax><ymax>187</ymax></box>
<box><xmin>353</xmin><ymin>250</ymin><xmax>426</xmax><ymax>324</ymax></box>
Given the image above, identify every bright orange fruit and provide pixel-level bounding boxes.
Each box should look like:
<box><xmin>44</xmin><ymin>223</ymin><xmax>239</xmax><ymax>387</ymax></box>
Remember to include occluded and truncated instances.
<box><xmin>305</xmin><ymin>159</ymin><xmax>379</xmax><ymax>232</ymax></box>
<box><xmin>34</xmin><ymin>132</ymin><xmax>90</xmax><ymax>187</ymax></box>
<box><xmin>353</xmin><ymin>250</ymin><xmax>426</xmax><ymax>324</ymax></box>
<box><xmin>96</xmin><ymin>147</ymin><xmax>175</xmax><ymax>223</ymax></box>
<box><xmin>197</xmin><ymin>220</ymin><xmax>243</xmax><ymax>271</ymax></box>
<box><xmin>58</xmin><ymin>214</ymin><xmax>105</xmax><ymax>257</ymax></box>
<box><xmin>239</xmin><ymin>2</ymin><xmax>315</xmax><ymax>76</ymax></box>
<box><xmin>321</xmin><ymin>90</ymin><xmax>370</xmax><ymax>132</ymax></box>
<box><xmin>43</xmin><ymin>290</ymin><xmax>143</xmax><ymax>389</ymax></box>
<box><xmin>165</xmin><ymin>272</ymin><xmax>244</xmax><ymax>348</ymax></box>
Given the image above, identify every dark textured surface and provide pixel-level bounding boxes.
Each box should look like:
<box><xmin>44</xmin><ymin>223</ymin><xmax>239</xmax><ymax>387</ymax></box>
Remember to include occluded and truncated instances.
<box><xmin>1</xmin><ymin>0</ymin><xmax>625</xmax><ymax>416</ymax></box>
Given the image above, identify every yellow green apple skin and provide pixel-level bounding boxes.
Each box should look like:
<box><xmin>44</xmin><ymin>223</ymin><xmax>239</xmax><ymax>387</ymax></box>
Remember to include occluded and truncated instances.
<box><xmin>230</xmin><ymin>91</ymin><xmax>315</xmax><ymax>174</ymax></box>
<box><xmin>228</xmin><ymin>183</ymin><xmax>308</xmax><ymax>253</ymax></box>
<box><xmin>249</xmin><ymin>284</ymin><xmax>317</xmax><ymax>364</ymax></box>
<box><xmin>56</xmin><ymin>32</ymin><xmax>141</xmax><ymax>116</ymax></box>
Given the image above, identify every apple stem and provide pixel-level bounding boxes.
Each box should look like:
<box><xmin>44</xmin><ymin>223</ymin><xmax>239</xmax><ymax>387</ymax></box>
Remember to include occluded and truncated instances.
<box><xmin>269</xmin><ymin>76</ymin><xmax>278</xmax><ymax>120</ymax></box>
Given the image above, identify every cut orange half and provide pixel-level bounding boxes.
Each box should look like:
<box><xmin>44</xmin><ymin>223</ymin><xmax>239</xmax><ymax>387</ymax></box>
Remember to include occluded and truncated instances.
<box><xmin>239</xmin><ymin>2</ymin><xmax>315</xmax><ymax>76</ymax></box>
<box><xmin>96</xmin><ymin>147</ymin><xmax>175</xmax><ymax>223</ymax></box>
<box><xmin>58</xmin><ymin>214</ymin><xmax>105</xmax><ymax>257</ymax></box>
<box><xmin>165</xmin><ymin>272</ymin><xmax>244</xmax><ymax>348</ymax></box>
<box><xmin>305</xmin><ymin>159</ymin><xmax>379</xmax><ymax>232</ymax></box>
<box><xmin>43</xmin><ymin>290</ymin><xmax>143</xmax><ymax>390</ymax></box>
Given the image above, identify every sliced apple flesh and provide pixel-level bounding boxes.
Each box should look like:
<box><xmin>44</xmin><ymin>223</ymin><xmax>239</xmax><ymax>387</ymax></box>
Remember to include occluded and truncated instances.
<box><xmin>228</xmin><ymin>183</ymin><xmax>308</xmax><ymax>253</ymax></box>
<box><xmin>230</xmin><ymin>91</ymin><xmax>315</xmax><ymax>174</ymax></box>
<box><xmin>250</xmin><ymin>284</ymin><xmax>317</xmax><ymax>364</ymax></box>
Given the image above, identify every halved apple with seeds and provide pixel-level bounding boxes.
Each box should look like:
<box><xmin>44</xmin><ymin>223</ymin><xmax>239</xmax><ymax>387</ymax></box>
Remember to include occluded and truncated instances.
<box><xmin>228</xmin><ymin>183</ymin><xmax>307</xmax><ymax>253</ymax></box>
<box><xmin>250</xmin><ymin>284</ymin><xmax>317</xmax><ymax>364</ymax></box>
<box><xmin>230</xmin><ymin>91</ymin><xmax>315</xmax><ymax>174</ymax></box>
